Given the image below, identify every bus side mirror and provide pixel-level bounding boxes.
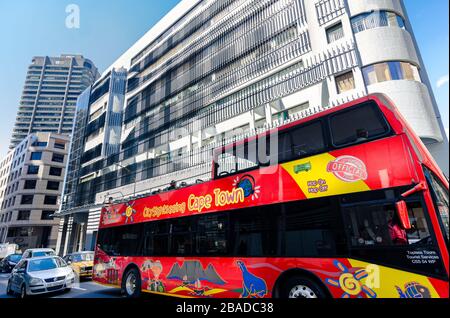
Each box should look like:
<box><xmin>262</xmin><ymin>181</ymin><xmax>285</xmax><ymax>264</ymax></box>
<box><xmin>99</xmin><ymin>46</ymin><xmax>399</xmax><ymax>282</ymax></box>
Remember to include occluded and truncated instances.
<box><xmin>396</xmin><ymin>201</ymin><xmax>411</xmax><ymax>230</ymax></box>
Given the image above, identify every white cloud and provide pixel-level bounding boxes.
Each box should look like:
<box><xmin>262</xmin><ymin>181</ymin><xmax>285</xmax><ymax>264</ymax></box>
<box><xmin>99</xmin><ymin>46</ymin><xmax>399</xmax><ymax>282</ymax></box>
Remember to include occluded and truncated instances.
<box><xmin>437</xmin><ymin>74</ymin><xmax>449</xmax><ymax>88</ymax></box>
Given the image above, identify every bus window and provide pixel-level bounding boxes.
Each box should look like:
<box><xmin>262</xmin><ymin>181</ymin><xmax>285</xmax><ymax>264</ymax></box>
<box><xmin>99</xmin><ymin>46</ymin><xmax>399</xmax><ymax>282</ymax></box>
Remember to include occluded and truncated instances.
<box><xmin>142</xmin><ymin>223</ymin><xmax>155</xmax><ymax>256</ymax></box>
<box><xmin>289</xmin><ymin>121</ymin><xmax>325</xmax><ymax>158</ymax></box>
<box><xmin>284</xmin><ymin>197</ymin><xmax>346</xmax><ymax>257</ymax></box>
<box><xmin>343</xmin><ymin>201</ymin><xmax>432</xmax><ymax>247</ymax></box>
<box><xmin>151</xmin><ymin>221</ymin><xmax>170</xmax><ymax>256</ymax></box>
<box><xmin>170</xmin><ymin>219</ymin><xmax>194</xmax><ymax>255</ymax></box>
<box><xmin>196</xmin><ymin>214</ymin><xmax>228</xmax><ymax>255</ymax></box>
<box><xmin>406</xmin><ymin>202</ymin><xmax>433</xmax><ymax>244</ymax></box>
<box><xmin>330</xmin><ymin>103</ymin><xmax>390</xmax><ymax>147</ymax></box>
<box><xmin>424</xmin><ymin>168</ymin><xmax>449</xmax><ymax>243</ymax></box>
<box><xmin>231</xmin><ymin>207</ymin><xmax>279</xmax><ymax>257</ymax></box>
<box><xmin>277</xmin><ymin>132</ymin><xmax>292</xmax><ymax>163</ymax></box>
<box><xmin>116</xmin><ymin>224</ymin><xmax>143</xmax><ymax>256</ymax></box>
<box><xmin>97</xmin><ymin>228</ymin><xmax>120</xmax><ymax>256</ymax></box>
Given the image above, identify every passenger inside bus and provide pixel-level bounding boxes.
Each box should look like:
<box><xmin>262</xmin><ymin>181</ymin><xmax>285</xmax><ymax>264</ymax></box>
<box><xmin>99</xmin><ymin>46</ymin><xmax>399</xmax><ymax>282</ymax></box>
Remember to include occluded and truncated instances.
<box><xmin>388</xmin><ymin>211</ymin><xmax>408</xmax><ymax>245</ymax></box>
<box><xmin>357</xmin><ymin>219</ymin><xmax>383</xmax><ymax>245</ymax></box>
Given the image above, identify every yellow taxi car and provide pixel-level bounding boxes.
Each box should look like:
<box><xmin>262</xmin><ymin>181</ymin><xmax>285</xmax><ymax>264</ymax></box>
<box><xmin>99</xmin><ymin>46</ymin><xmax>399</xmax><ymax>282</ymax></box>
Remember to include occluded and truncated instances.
<box><xmin>63</xmin><ymin>251</ymin><xmax>94</xmax><ymax>279</ymax></box>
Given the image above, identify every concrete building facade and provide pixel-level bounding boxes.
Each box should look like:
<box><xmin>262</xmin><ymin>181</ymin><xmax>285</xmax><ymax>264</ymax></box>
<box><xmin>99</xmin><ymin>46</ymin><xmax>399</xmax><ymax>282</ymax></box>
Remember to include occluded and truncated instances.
<box><xmin>55</xmin><ymin>0</ymin><xmax>449</xmax><ymax>255</ymax></box>
<box><xmin>0</xmin><ymin>133</ymin><xmax>69</xmax><ymax>250</ymax></box>
<box><xmin>10</xmin><ymin>54</ymin><xmax>99</xmax><ymax>149</ymax></box>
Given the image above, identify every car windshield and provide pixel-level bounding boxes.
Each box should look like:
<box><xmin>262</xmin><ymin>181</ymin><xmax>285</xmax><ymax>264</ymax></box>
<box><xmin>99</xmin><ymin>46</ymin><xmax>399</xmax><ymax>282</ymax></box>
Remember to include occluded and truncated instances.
<box><xmin>9</xmin><ymin>255</ymin><xmax>22</xmax><ymax>262</ymax></box>
<box><xmin>72</xmin><ymin>253</ymin><xmax>94</xmax><ymax>262</ymax></box>
<box><xmin>28</xmin><ymin>257</ymin><xmax>65</xmax><ymax>272</ymax></box>
<box><xmin>33</xmin><ymin>251</ymin><xmax>55</xmax><ymax>257</ymax></box>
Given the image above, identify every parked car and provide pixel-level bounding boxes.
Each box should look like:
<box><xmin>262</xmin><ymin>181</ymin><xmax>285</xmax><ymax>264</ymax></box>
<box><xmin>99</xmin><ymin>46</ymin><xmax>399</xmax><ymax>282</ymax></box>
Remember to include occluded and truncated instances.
<box><xmin>0</xmin><ymin>243</ymin><xmax>19</xmax><ymax>261</ymax></box>
<box><xmin>63</xmin><ymin>251</ymin><xmax>94</xmax><ymax>279</ymax></box>
<box><xmin>0</xmin><ymin>254</ymin><xmax>22</xmax><ymax>273</ymax></box>
<box><xmin>21</xmin><ymin>248</ymin><xmax>55</xmax><ymax>259</ymax></box>
<box><xmin>6</xmin><ymin>256</ymin><xmax>75</xmax><ymax>298</ymax></box>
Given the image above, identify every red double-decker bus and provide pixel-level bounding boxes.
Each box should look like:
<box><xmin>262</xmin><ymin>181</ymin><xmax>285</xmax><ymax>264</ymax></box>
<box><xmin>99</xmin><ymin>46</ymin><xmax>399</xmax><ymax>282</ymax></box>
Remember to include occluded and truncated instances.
<box><xmin>93</xmin><ymin>94</ymin><xmax>448</xmax><ymax>298</ymax></box>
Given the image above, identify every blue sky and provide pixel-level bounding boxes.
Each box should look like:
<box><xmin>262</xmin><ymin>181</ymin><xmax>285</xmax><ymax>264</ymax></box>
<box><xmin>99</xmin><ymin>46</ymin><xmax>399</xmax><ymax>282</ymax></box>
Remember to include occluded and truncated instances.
<box><xmin>0</xmin><ymin>0</ymin><xmax>448</xmax><ymax>156</ymax></box>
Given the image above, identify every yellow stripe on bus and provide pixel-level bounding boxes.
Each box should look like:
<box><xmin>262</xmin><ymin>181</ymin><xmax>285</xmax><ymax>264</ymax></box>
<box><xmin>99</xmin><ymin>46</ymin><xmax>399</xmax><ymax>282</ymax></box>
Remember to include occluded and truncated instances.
<box><xmin>348</xmin><ymin>259</ymin><xmax>440</xmax><ymax>298</ymax></box>
<box><xmin>281</xmin><ymin>153</ymin><xmax>370</xmax><ymax>198</ymax></box>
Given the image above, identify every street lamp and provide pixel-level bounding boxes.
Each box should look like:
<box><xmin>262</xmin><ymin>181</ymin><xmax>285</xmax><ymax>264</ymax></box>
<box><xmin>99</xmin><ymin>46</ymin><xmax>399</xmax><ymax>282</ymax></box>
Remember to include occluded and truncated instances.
<box><xmin>113</xmin><ymin>163</ymin><xmax>137</xmax><ymax>199</ymax></box>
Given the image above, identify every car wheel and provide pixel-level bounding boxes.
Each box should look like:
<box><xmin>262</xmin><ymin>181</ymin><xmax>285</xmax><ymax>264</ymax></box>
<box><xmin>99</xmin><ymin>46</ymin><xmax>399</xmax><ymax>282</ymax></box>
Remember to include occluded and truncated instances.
<box><xmin>20</xmin><ymin>284</ymin><xmax>27</xmax><ymax>299</ymax></box>
<box><xmin>281</xmin><ymin>276</ymin><xmax>328</xmax><ymax>299</ymax></box>
<box><xmin>6</xmin><ymin>281</ymin><xmax>14</xmax><ymax>296</ymax></box>
<box><xmin>121</xmin><ymin>268</ymin><xmax>141</xmax><ymax>298</ymax></box>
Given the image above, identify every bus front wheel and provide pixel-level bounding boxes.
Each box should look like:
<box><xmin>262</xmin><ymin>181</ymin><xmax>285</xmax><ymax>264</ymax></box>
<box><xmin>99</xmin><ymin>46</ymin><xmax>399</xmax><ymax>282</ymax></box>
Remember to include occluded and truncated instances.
<box><xmin>121</xmin><ymin>267</ymin><xmax>142</xmax><ymax>298</ymax></box>
<box><xmin>281</xmin><ymin>276</ymin><xmax>327</xmax><ymax>299</ymax></box>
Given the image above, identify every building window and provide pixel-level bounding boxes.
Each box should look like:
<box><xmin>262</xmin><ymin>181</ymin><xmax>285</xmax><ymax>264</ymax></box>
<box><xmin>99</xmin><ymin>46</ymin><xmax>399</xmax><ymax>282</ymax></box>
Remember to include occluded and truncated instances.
<box><xmin>27</xmin><ymin>165</ymin><xmax>40</xmax><ymax>175</ymax></box>
<box><xmin>41</xmin><ymin>211</ymin><xmax>54</xmax><ymax>220</ymax></box>
<box><xmin>24</xmin><ymin>180</ymin><xmax>37</xmax><ymax>190</ymax></box>
<box><xmin>44</xmin><ymin>195</ymin><xmax>58</xmax><ymax>205</ymax></box>
<box><xmin>30</xmin><ymin>152</ymin><xmax>42</xmax><ymax>161</ymax></box>
<box><xmin>363</xmin><ymin>61</ymin><xmax>421</xmax><ymax>85</ymax></box>
<box><xmin>46</xmin><ymin>181</ymin><xmax>60</xmax><ymax>191</ymax></box>
<box><xmin>32</xmin><ymin>141</ymin><xmax>48</xmax><ymax>147</ymax></box>
<box><xmin>54</xmin><ymin>142</ymin><xmax>66</xmax><ymax>150</ymax></box>
<box><xmin>20</xmin><ymin>195</ymin><xmax>34</xmax><ymax>205</ymax></box>
<box><xmin>326</xmin><ymin>22</ymin><xmax>344</xmax><ymax>43</ymax></box>
<box><xmin>52</xmin><ymin>153</ymin><xmax>65</xmax><ymax>163</ymax></box>
<box><xmin>49</xmin><ymin>167</ymin><xmax>62</xmax><ymax>176</ymax></box>
<box><xmin>351</xmin><ymin>10</ymin><xmax>405</xmax><ymax>34</ymax></box>
<box><xmin>335</xmin><ymin>71</ymin><xmax>355</xmax><ymax>93</ymax></box>
<box><xmin>18</xmin><ymin>210</ymin><xmax>31</xmax><ymax>221</ymax></box>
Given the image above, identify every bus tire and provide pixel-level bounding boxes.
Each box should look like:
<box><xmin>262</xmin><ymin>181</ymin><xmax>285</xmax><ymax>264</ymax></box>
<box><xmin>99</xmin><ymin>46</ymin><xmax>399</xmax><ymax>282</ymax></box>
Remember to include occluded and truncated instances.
<box><xmin>121</xmin><ymin>267</ymin><xmax>141</xmax><ymax>298</ymax></box>
<box><xmin>281</xmin><ymin>276</ymin><xmax>327</xmax><ymax>299</ymax></box>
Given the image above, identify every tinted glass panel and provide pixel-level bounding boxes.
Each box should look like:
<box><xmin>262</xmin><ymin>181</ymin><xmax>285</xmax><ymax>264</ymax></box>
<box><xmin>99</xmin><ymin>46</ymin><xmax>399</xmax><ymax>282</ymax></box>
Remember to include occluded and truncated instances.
<box><xmin>27</xmin><ymin>165</ymin><xmax>40</xmax><ymax>175</ymax></box>
<box><xmin>170</xmin><ymin>219</ymin><xmax>194</xmax><ymax>255</ymax></box>
<box><xmin>21</xmin><ymin>195</ymin><xmax>34</xmax><ymax>205</ymax></box>
<box><xmin>49</xmin><ymin>167</ymin><xmax>62</xmax><ymax>176</ymax></box>
<box><xmin>231</xmin><ymin>206</ymin><xmax>279</xmax><ymax>257</ymax></box>
<box><xmin>424</xmin><ymin>168</ymin><xmax>449</xmax><ymax>243</ymax></box>
<box><xmin>52</xmin><ymin>153</ymin><xmax>65</xmax><ymax>163</ymax></box>
<box><xmin>142</xmin><ymin>221</ymin><xmax>170</xmax><ymax>256</ymax></box>
<box><xmin>284</xmin><ymin>198</ymin><xmax>347</xmax><ymax>257</ymax></box>
<box><xmin>289</xmin><ymin>121</ymin><xmax>325</xmax><ymax>158</ymax></box>
<box><xmin>44</xmin><ymin>196</ymin><xmax>58</xmax><ymax>205</ymax></box>
<box><xmin>196</xmin><ymin>214</ymin><xmax>228</xmax><ymax>255</ymax></box>
<box><xmin>30</xmin><ymin>152</ymin><xmax>42</xmax><ymax>160</ymax></box>
<box><xmin>47</xmin><ymin>181</ymin><xmax>60</xmax><ymax>190</ymax></box>
<box><xmin>24</xmin><ymin>180</ymin><xmax>37</xmax><ymax>189</ymax></box>
<box><xmin>330</xmin><ymin>103</ymin><xmax>390</xmax><ymax>146</ymax></box>
<box><xmin>97</xmin><ymin>224</ymin><xmax>143</xmax><ymax>256</ymax></box>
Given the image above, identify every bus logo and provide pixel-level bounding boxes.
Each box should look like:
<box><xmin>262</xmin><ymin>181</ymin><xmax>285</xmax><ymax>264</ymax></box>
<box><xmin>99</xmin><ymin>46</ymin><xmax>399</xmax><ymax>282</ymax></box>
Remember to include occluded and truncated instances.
<box><xmin>327</xmin><ymin>156</ymin><xmax>368</xmax><ymax>182</ymax></box>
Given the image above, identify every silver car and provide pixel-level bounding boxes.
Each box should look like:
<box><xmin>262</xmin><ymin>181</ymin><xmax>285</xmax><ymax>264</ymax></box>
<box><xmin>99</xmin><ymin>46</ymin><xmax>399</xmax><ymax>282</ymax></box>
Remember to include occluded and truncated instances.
<box><xmin>6</xmin><ymin>256</ymin><xmax>75</xmax><ymax>298</ymax></box>
<box><xmin>21</xmin><ymin>248</ymin><xmax>55</xmax><ymax>259</ymax></box>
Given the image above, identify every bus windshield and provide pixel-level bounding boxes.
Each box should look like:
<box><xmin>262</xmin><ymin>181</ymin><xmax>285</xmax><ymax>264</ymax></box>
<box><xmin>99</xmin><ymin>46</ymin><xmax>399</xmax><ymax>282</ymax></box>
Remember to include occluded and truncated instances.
<box><xmin>425</xmin><ymin>167</ymin><xmax>449</xmax><ymax>242</ymax></box>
